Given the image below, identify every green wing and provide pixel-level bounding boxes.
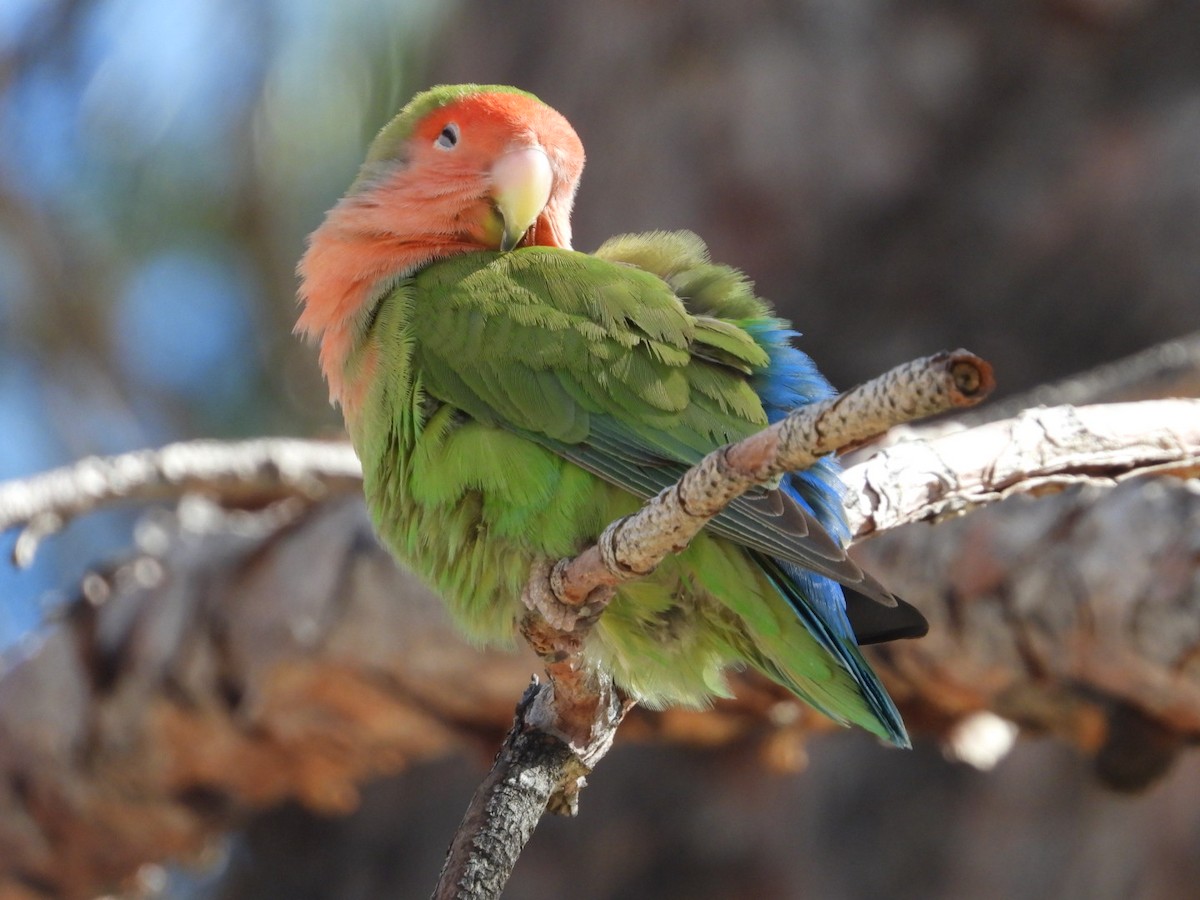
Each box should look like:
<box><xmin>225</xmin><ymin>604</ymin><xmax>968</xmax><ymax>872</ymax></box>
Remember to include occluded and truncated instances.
<box><xmin>406</xmin><ymin>243</ymin><xmax>889</xmax><ymax>597</ymax></box>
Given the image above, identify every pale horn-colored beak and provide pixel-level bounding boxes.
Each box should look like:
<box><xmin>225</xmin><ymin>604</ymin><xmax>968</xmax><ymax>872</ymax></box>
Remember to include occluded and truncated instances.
<box><xmin>491</xmin><ymin>146</ymin><xmax>553</xmax><ymax>252</ymax></box>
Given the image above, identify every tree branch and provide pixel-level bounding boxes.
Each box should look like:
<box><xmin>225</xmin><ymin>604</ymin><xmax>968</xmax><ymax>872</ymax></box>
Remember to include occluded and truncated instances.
<box><xmin>5</xmin><ymin>356</ymin><xmax>1200</xmax><ymax>897</ymax></box>
<box><xmin>0</xmin><ymin>439</ymin><xmax>361</xmax><ymax>567</ymax></box>
<box><xmin>844</xmin><ymin>399</ymin><xmax>1200</xmax><ymax>537</ymax></box>
<box><xmin>433</xmin><ymin>350</ymin><xmax>993</xmax><ymax>900</ymax></box>
<box><xmin>526</xmin><ymin>350</ymin><xmax>991</xmax><ymax>615</ymax></box>
<box><xmin>0</xmin><ymin>390</ymin><xmax>1198</xmax><ymax>895</ymax></box>
<box><xmin>431</xmin><ymin>680</ymin><xmax>607</xmax><ymax>900</ymax></box>
<box><xmin>3</xmin><ymin>397</ymin><xmax>1194</xmax><ymax>572</ymax></box>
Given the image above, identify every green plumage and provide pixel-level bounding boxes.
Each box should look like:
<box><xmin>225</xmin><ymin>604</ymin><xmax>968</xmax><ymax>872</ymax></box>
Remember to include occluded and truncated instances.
<box><xmin>351</xmin><ymin>231</ymin><xmax>899</xmax><ymax>740</ymax></box>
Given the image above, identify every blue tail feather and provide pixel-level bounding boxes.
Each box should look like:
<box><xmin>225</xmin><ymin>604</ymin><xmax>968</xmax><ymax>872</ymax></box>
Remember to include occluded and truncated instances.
<box><xmin>757</xmin><ymin>554</ymin><xmax>911</xmax><ymax>747</ymax></box>
<box><xmin>746</xmin><ymin>318</ymin><xmax>910</xmax><ymax>747</ymax></box>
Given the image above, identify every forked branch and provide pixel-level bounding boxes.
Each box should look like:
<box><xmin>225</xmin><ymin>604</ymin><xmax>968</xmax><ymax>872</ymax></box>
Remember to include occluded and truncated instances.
<box><xmin>432</xmin><ymin>350</ymin><xmax>993</xmax><ymax>900</ymax></box>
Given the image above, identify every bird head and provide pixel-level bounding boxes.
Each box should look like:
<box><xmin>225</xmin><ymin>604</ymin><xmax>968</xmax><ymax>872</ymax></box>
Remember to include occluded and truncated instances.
<box><xmin>349</xmin><ymin>84</ymin><xmax>585</xmax><ymax>252</ymax></box>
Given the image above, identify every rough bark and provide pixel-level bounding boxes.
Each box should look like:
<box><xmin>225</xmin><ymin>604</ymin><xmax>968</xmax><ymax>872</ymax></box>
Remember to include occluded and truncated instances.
<box><xmin>432</xmin><ymin>683</ymin><xmax>589</xmax><ymax>900</ymax></box>
<box><xmin>856</xmin><ymin>476</ymin><xmax>1200</xmax><ymax>788</ymax></box>
<box><xmin>0</xmin><ymin>400</ymin><xmax>1197</xmax><ymax>896</ymax></box>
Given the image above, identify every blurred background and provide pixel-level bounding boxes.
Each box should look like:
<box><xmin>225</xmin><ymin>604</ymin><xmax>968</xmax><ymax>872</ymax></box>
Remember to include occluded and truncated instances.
<box><xmin>2</xmin><ymin>0</ymin><xmax>1200</xmax><ymax>897</ymax></box>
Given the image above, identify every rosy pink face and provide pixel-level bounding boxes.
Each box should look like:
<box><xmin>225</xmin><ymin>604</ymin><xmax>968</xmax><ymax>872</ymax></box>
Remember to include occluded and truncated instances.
<box><xmin>376</xmin><ymin>91</ymin><xmax>586</xmax><ymax>251</ymax></box>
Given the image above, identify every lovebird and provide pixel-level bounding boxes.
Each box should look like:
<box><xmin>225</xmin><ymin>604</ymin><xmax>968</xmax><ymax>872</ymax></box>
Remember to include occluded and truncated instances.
<box><xmin>297</xmin><ymin>84</ymin><xmax>927</xmax><ymax>746</ymax></box>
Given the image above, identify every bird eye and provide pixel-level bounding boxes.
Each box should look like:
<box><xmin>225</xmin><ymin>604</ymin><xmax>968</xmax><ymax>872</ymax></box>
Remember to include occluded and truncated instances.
<box><xmin>435</xmin><ymin>123</ymin><xmax>459</xmax><ymax>150</ymax></box>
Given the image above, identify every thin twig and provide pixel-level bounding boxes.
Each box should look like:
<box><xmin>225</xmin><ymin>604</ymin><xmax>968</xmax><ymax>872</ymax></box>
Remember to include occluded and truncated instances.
<box><xmin>545</xmin><ymin>349</ymin><xmax>993</xmax><ymax>608</ymax></box>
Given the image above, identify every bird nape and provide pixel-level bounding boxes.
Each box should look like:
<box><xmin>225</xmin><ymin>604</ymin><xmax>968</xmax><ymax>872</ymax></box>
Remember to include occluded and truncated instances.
<box><xmin>296</xmin><ymin>83</ymin><xmax>928</xmax><ymax>747</ymax></box>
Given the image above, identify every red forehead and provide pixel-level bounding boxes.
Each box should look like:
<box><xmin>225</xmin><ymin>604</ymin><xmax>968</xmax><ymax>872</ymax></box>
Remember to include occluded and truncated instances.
<box><xmin>415</xmin><ymin>92</ymin><xmax>581</xmax><ymax>154</ymax></box>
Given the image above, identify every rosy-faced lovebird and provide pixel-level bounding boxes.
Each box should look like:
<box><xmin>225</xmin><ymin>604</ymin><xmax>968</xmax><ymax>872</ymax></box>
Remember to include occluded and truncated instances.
<box><xmin>297</xmin><ymin>84</ymin><xmax>927</xmax><ymax>746</ymax></box>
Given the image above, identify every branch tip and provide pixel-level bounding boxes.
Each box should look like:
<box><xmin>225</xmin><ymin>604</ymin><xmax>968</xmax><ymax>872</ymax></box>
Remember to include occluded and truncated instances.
<box><xmin>946</xmin><ymin>351</ymin><xmax>996</xmax><ymax>402</ymax></box>
<box><xmin>12</xmin><ymin>512</ymin><xmax>64</xmax><ymax>568</ymax></box>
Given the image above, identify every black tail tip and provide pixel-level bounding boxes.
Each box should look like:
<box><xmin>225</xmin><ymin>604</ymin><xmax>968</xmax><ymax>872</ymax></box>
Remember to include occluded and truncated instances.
<box><xmin>845</xmin><ymin>591</ymin><xmax>929</xmax><ymax>645</ymax></box>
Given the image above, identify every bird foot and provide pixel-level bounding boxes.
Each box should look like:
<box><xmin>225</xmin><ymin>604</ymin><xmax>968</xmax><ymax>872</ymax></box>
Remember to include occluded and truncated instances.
<box><xmin>522</xmin><ymin>559</ymin><xmax>614</xmax><ymax>633</ymax></box>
